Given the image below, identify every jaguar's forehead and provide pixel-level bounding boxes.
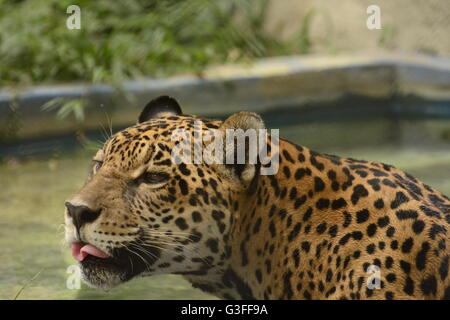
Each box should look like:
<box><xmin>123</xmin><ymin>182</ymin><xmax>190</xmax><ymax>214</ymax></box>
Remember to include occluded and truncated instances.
<box><xmin>102</xmin><ymin>115</ymin><xmax>221</xmax><ymax>165</ymax></box>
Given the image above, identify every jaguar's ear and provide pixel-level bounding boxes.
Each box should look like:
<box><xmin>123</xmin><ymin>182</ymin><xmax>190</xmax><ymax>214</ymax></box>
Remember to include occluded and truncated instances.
<box><xmin>216</xmin><ymin>111</ymin><xmax>265</xmax><ymax>184</ymax></box>
<box><xmin>220</xmin><ymin>111</ymin><xmax>265</xmax><ymax>133</ymax></box>
<box><xmin>138</xmin><ymin>96</ymin><xmax>182</xmax><ymax>123</ymax></box>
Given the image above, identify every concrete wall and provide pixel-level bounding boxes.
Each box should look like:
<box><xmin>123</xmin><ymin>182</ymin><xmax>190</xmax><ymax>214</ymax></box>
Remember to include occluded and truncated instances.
<box><xmin>266</xmin><ymin>0</ymin><xmax>450</xmax><ymax>56</ymax></box>
<box><xmin>1</xmin><ymin>52</ymin><xmax>449</xmax><ymax>142</ymax></box>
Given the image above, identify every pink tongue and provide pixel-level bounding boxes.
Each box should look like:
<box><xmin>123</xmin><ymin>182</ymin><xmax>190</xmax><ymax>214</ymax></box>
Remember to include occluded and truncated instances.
<box><xmin>71</xmin><ymin>243</ymin><xmax>110</xmax><ymax>261</ymax></box>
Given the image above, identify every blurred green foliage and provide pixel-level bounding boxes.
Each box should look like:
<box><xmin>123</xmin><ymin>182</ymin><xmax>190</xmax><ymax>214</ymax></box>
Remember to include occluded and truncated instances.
<box><xmin>41</xmin><ymin>97</ymin><xmax>86</xmax><ymax>121</ymax></box>
<box><xmin>0</xmin><ymin>97</ymin><xmax>21</xmax><ymax>142</ymax></box>
<box><xmin>0</xmin><ymin>0</ymin><xmax>311</xmax><ymax>87</ymax></box>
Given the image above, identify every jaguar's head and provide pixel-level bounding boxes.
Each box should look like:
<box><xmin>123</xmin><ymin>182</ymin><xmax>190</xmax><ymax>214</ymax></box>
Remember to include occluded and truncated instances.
<box><xmin>64</xmin><ymin>96</ymin><xmax>268</xmax><ymax>289</ymax></box>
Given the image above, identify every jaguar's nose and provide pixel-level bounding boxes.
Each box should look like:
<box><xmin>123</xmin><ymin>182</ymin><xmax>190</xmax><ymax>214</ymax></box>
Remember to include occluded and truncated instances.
<box><xmin>65</xmin><ymin>202</ymin><xmax>101</xmax><ymax>231</ymax></box>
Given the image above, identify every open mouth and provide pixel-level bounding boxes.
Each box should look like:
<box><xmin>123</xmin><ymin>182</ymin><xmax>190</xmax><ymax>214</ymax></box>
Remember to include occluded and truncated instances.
<box><xmin>71</xmin><ymin>242</ymin><xmax>110</xmax><ymax>261</ymax></box>
<box><xmin>71</xmin><ymin>242</ymin><xmax>121</xmax><ymax>271</ymax></box>
<box><xmin>70</xmin><ymin>241</ymin><xmax>162</xmax><ymax>289</ymax></box>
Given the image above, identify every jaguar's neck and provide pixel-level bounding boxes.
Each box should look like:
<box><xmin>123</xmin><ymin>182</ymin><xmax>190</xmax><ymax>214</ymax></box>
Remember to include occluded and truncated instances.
<box><xmin>217</xmin><ymin>140</ymin><xmax>318</xmax><ymax>299</ymax></box>
<box><xmin>185</xmin><ymin>140</ymin><xmax>319</xmax><ymax>299</ymax></box>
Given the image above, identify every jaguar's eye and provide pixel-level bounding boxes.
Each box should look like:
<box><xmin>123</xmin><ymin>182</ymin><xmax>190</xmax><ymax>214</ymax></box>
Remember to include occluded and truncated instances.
<box><xmin>93</xmin><ymin>160</ymin><xmax>103</xmax><ymax>173</ymax></box>
<box><xmin>140</xmin><ymin>172</ymin><xmax>169</xmax><ymax>184</ymax></box>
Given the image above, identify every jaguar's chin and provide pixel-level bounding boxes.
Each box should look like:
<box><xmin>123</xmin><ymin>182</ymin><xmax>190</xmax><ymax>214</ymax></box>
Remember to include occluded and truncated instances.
<box><xmin>79</xmin><ymin>255</ymin><xmax>129</xmax><ymax>290</ymax></box>
<box><xmin>79</xmin><ymin>244</ymin><xmax>162</xmax><ymax>290</ymax></box>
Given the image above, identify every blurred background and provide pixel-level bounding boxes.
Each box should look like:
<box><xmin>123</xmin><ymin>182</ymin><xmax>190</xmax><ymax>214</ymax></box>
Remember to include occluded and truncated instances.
<box><xmin>0</xmin><ymin>0</ymin><xmax>449</xmax><ymax>299</ymax></box>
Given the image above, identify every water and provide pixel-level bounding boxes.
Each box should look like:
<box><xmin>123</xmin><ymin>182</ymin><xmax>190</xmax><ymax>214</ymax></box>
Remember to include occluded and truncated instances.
<box><xmin>1</xmin><ymin>115</ymin><xmax>449</xmax><ymax>300</ymax></box>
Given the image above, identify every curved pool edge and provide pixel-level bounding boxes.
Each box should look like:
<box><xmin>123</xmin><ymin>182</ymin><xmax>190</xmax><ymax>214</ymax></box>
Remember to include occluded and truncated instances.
<box><xmin>0</xmin><ymin>51</ymin><xmax>449</xmax><ymax>144</ymax></box>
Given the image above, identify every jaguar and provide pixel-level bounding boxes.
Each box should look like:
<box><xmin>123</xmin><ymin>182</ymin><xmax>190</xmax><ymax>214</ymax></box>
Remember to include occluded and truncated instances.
<box><xmin>65</xmin><ymin>95</ymin><xmax>450</xmax><ymax>299</ymax></box>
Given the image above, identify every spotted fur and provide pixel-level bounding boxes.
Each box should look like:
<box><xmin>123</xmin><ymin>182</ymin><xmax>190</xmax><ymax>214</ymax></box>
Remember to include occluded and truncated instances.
<box><xmin>65</xmin><ymin>96</ymin><xmax>450</xmax><ymax>299</ymax></box>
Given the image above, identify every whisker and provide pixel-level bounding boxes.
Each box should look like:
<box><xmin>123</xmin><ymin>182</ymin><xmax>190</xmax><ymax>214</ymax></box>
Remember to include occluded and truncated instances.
<box><xmin>98</xmin><ymin>121</ymin><xmax>110</xmax><ymax>143</ymax></box>
<box><xmin>123</xmin><ymin>246</ymin><xmax>152</xmax><ymax>271</ymax></box>
<box><xmin>142</xmin><ymin>233</ymin><xmax>194</xmax><ymax>241</ymax></box>
<box><xmin>134</xmin><ymin>238</ymin><xmax>214</xmax><ymax>268</ymax></box>
<box><xmin>128</xmin><ymin>243</ymin><xmax>159</xmax><ymax>262</ymax></box>
<box><xmin>130</xmin><ymin>241</ymin><xmax>192</xmax><ymax>265</ymax></box>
